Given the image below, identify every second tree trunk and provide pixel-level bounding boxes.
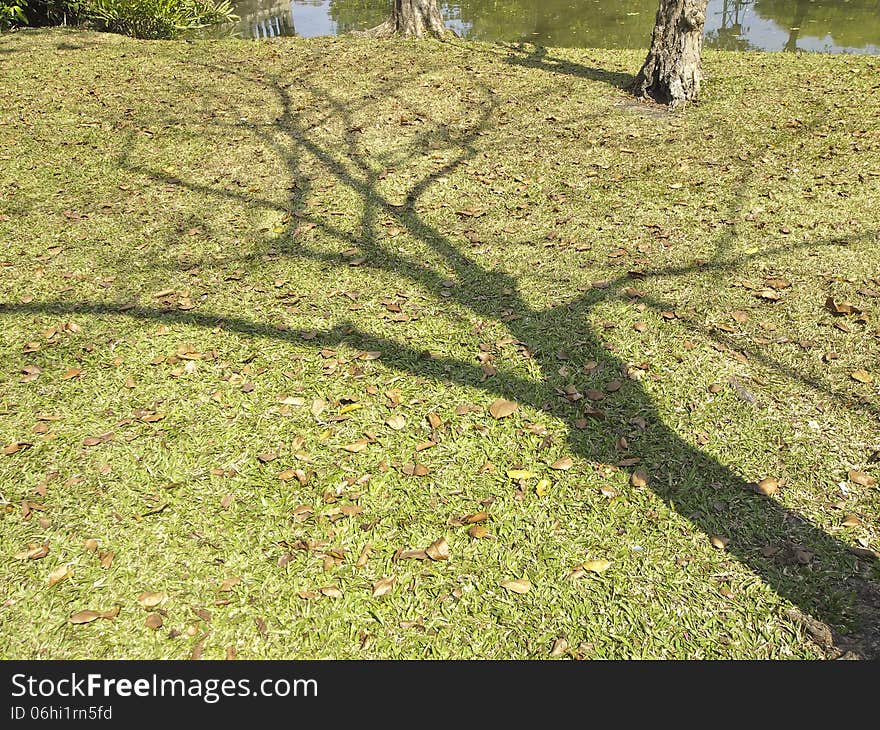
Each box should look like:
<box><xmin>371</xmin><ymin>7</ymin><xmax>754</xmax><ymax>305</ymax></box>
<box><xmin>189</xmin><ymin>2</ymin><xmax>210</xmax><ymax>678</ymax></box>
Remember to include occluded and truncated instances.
<box><xmin>633</xmin><ymin>0</ymin><xmax>709</xmax><ymax>107</ymax></box>
<box><xmin>363</xmin><ymin>0</ymin><xmax>448</xmax><ymax>38</ymax></box>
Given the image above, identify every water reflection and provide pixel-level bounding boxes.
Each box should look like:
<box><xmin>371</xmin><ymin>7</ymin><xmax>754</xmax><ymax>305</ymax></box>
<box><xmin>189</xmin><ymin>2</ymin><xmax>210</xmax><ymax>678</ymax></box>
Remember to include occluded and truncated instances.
<box><xmin>230</xmin><ymin>0</ymin><xmax>880</xmax><ymax>54</ymax></box>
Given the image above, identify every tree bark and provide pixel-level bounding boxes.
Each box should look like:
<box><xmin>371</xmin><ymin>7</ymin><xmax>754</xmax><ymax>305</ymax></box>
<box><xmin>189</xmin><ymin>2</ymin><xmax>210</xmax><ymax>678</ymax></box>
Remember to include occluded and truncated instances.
<box><xmin>360</xmin><ymin>0</ymin><xmax>450</xmax><ymax>39</ymax></box>
<box><xmin>633</xmin><ymin>0</ymin><xmax>709</xmax><ymax>108</ymax></box>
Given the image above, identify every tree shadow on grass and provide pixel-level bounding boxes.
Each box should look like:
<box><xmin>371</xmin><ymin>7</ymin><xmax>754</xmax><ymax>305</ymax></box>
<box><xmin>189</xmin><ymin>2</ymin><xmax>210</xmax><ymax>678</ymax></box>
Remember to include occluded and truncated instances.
<box><xmin>10</xmin><ymin>47</ymin><xmax>879</xmax><ymax>657</ymax></box>
<box><xmin>502</xmin><ymin>43</ymin><xmax>634</xmax><ymax>89</ymax></box>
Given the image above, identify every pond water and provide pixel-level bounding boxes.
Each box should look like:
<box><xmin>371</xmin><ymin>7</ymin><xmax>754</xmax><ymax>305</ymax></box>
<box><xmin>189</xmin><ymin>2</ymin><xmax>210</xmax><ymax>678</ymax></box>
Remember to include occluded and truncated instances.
<box><xmin>231</xmin><ymin>0</ymin><xmax>880</xmax><ymax>53</ymax></box>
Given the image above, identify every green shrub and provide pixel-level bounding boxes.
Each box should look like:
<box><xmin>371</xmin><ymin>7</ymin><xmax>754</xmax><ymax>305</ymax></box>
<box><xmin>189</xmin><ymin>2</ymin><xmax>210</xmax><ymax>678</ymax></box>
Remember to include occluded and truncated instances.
<box><xmin>87</xmin><ymin>0</ymin><xmax>237</xmax><ymax>39</ymax></box>
<box><xmin>0</xmin><ymin>0</ymin><xmax>236</xmax><ymax>37</ymax></box>
<box><xmin>1</xmin><ymin>0</ymin><xmax>28</xmax><ymax>29</ymax></box>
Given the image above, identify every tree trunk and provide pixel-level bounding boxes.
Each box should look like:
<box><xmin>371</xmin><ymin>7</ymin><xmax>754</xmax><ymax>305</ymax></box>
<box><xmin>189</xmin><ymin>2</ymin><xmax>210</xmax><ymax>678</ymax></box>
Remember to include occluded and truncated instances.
<box><xmin>633</xmin><ymin>0</ymin><xmax>709</xmax><ymax>108</ymax></box>
<box><xmin>360</xmin><ymin>0</ymin><xmax>449</xmax><ymax>39</ymax></box>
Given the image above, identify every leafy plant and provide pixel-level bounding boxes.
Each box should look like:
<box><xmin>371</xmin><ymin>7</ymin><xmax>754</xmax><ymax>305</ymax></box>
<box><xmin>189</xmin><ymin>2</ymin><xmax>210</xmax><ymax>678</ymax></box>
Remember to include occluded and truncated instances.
<box><xmin>0</xmin><ymin>0</ymin><xmax>28</xmax><ymax>29</ymax></box>
<box><xmin>87</xmin><ymin>0</ymin><xmax>236</xmax><ymax>39</ymax></box>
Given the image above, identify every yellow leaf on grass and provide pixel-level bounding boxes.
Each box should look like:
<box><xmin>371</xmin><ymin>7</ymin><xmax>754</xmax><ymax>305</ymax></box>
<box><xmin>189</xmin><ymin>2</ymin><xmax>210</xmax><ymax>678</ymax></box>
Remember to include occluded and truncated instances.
<box><xmin>506</xmin><ymin>469</ymin><xmax>535</xmax><ymax>480</ymax></box>
<box><xmin>582</xmin><ymin>559</ymin><xmax>612</xmax><ymax>574</ymax></box>
<box><xmin>501</xmin><ymin>579</ymin><xmax>531</xmax><ymax>594</ymax></box>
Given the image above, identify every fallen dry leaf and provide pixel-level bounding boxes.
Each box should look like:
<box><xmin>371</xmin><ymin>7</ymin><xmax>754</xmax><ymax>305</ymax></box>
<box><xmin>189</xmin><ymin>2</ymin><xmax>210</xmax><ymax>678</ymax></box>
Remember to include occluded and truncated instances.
<box><xmin>756</xmin><ymin>477</ymin><xmax>779</xmax><ymax>496</ymax></box>
<box><xmin>710</xmin><ymin>535</ymin><xmax>730</xmax><ymax>550</ymax></box>
<box><xmin>219</xmin><ymin>576</ymin><xmax>241</xmax><ymax>592</ymax></box>
<box><xmin>69</xmin><ymin>607</ymin><xmax>119</xmax><ymax>624</ymax></box>
<box><xmin>137</xmin><ymin>591</ymin><xmax>167</xmax><ymax>609</ymax></box>
<box><xmin>342</xmin><ymin>440</ymin><xmax>369</xmax><ymax>453</ymax></box>
<box><xmin>550</xmin><ymin>457</ymin><xmax>573</xmax><ymax>471</ymax></box>
<box><xmin>630</xmin><ymin>470</ymin><xmax>649</xmax><ymax>488</ymax></box>
<box><xmin>355</xmin><ymin>544</ymin><xmax>371</xmax><ymax>569</ymax></box>
<box><xmin>581</xmin><ymin>559</ymin><xmax>612</xmax><ymax>574</ymax></box>
<box><xmin>848</xmin><ymin>470</ymin><xmax>877</xmax><ymax>487</ymax></box>
<box><xmin>506</xmin><ymin>469</ymin><xmax>535</xmax><ymax>480</ymax></box>
<box><xmin>372</xmin><ymin>576</ymin><xmax>395</xmax><ymax>597</ymax></box>
<box><xmin>425</xmin><ymin>537</ymin><xmax>450</xmax><ymax>561</ymax></box>
<box><xmin>501</xmin><ymin>579</ymin><xmax>532</xmax><ymax>594</ymax></box>
<box><xmin>489</xmin><ymin>398</ymin><xmax>519</xmax><ymax>419</ymax></box>
<box><xmin>851</xmin><ymin>370</ymin><xmax>873</xmax><ymax>384</ymax></box>
<box><xmin>16</xmin><ymin>543</ymin><xmax>49</xmax><ymax>560</ymax></box>
<box><xmin>385</xmin><ymin>415</ymin><xmax>406</xmax><ymax>430</ymax></box>
<box><xmin>145</xmin><ymin>613</ymin><xmax>163</xmax><ymax>630</ymax></box>
<box><xmin>48</xmin><ymin>564</ymin><xmax>71</xmax><ymax>586</ymax></box>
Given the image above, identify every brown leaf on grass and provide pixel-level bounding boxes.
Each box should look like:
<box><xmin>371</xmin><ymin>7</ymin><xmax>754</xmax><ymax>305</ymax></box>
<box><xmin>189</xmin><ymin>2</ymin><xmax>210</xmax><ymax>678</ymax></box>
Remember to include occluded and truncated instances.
<box><xmin>140</xmin><ymin>412</ymin><xmax>165</xmax><ymax>423</ymax></box>
<box><xmin>60</xmin><ymin>367</ymin><xmax>84</xmax><ymax>380</ymax></box>
<box><xmin>145</xmin><ymin>613</ymin><xmax>163</xmax><ymax>630</ymax></box>
<box><xmin>468</xmin><ymin>525</ymin><xmax>491</xmax><ymax>539</ymax></box>
<box><xmin>310</xmin><ymin>398</ymin><xmax>326</xmax><ymax>418</ymax></box>
<box><xmin>99</xmin><ymin>551</ymin><xmax>114</xmax><ymax>569</ymax></box>
<box><xmin>69</xmin><ymin>607</ymin><xmax>119</xmax><ymax>624</ymax></box>
<box><xmin>385</xmin><ymin>415</ymin><xmax>406</xmax><ymax>430</ymax></box>
<box><xmin>426</xmin><ymin>412</ymin><xmax>443</xmax><ymax>430</ymax></box>
<box><xmin>48</xmin><ymin>564</ymin><xmax>71</xmax><ymax>586</ymax></box>
<box><xmin>355</xmin><ymin>544</ymin><xmax>371</xmax><ymax>569</ymax></box>
<box><xmin>501</xmin><ymin>579</ymin><xmax>531</xmax><ymax>594</ymax></box>
<box><xmin>83</xmin><ymin>538</ymin><xmax>99</xmax><ymax>552</ymax></box>
<box><xmin>633</xmin><ymin>321</ymin><xmax>647</xmax><ymax>333</ymax></box>
<box><xmin>755</xmin><ymin>477</ymin><xmax>779</xmax><ymax>496</ymax></box>
<box><xmin>550</xmin><ymin>638</ymin><xmax>569</xmax><ymax>657</ymax></box>
<box><xmin>219</xmin><ymin>576</ymin><xmax>241</xmax><ymax>592</ymax></box>
<box><xmin>372</xmin><ymin>576</ymin><xmax>395</xmax><ymax>597</ymax></box>
<box><xmin>342</xmin><ymin>440</ymin><xmax>369</xmax><ymax>453</ymax></box>
<box><xmin>764</xmin><ymin>277</ymin><xmax>791</xmax><ymax>291</ymax></box>
<box><xmin>257</xmin><ymin>451</ymin><xmax>278</xmax><ymax>463</ymax></box>
<box><xmin>464</xmin><ymin>511</ymin><xmax>489</xmax><ymax>524</ymax></box>
<box><xmin>488</xmin><ymin>398</ymin><xmax>518</xmax><ymax>419</ymax></box>
<box><xmin>848</xmin><ymin>470</ymin><xmax>877</xmax><ymax>487</ymax></box>
<box><xmin>630</xmin><ymin>470</ymin><xmax>649</xmax><ymax>488</ymax></box>
<box><xmin>399</xmin><ymin>549</ymin><xmax>428</xmax><ymax>561</ymax></box>
<box><xmin>83</xmin><ymin>432</ymin><xmax>115</xmax><ymax>447</ymax></box>
<box><xmin>550</xmin><ymin>457</ymin><xmax>573</xmax><ymax>471</ymax></box>
<box><xmin>825</xmin><ymin>297</ymin><xmax>862</xmax><ymax>316</ymax></box>
<box><xmin>401</xmin><ymin>463</ymin><xmax>429</xmax><ymax>476</ymax></box>
<box><xmin>755</xmin><ymin>289</ymin><xmax>780</xmax><ymax>301</ymax></box>
<box><xmin>220</xmin><ymin>494</ymin><xmax>235</xmax><ymax>509</ymax></box>
<box><xmin>320</xmin><ymin>586</ymin><xmax>343</xmax><ymax>598</ymax></box>
<box><xmin>851</xmin><ymin>370</ymin><xmax>873</xmax><ymax>384</ymax></box>
<box><xmin>842</xmin><ymin>514</ymin><xmax>862</xmax><ymax>528</ymax></box>
<box><xmin>710</xmin><ymin>535</ymin><xmax>730</xmax><ymax>550</ymax></box>
<box><xmin>15</xmin><ymin>543</ymin><xmax>49</xmax><ymax>560</ymax></box>
<box><xmin>137</xmin><ymin>591</ymin><xmax>167</xmax><ymax>609</ymax></box>
<box><xmin>426</xmin><ymin>537</ymin><xmax>450</xmax><ymax>561</ymax></box>
<box><xmin>278</xmin><ymin>469</ymin><xmax>298</xmax><ymax>481</ymax></box>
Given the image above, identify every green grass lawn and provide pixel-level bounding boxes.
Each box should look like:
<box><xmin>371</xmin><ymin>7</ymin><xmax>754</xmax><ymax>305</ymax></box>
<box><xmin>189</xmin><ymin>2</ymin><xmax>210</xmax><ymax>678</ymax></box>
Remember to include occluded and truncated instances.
<box><xmin>1</xmin><ymin>28</ymin><xmax>878</xmax><ymax>659</ymax></box>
